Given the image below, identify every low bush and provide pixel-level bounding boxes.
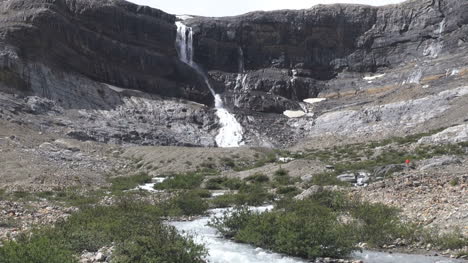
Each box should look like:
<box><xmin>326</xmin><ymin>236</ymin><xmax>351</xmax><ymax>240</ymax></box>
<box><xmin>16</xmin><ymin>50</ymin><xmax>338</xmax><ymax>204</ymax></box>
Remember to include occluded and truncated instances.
<box><xmin>211</xmin><ymin>190</ymin><xmax>422</xmax><ymax>259</ymax></box>
<box><xmin>350</xmin><ymin>201</ymin><xmax>410</xmax><ymax>247</ymax></box>
<box><xmin>274</xmin><ymin>168</ymin><xmax>289</xmax><ymax>177</ymax></box>
<box><xmin>309</xmin><ymin>173</ymin><xmax>349</xmax><ymax>186</ymax></box>
<box><xmin>210</xmin><ymin>194</ymin><xmax>241</xmax><ymax>208</ymax></box>
<box><xmin>205</xmin><ymin>177</ymin><xmax>244</xmax><ymax>190</ymax></box>
<box><xmin>109</xmin><ymin>172</ymin><xmax>152</xmax><ymax>192</ymax></box>
<box><xmin>191</xmin><ymin>189</ymin><xmax>212</xmax><ymax>198</ymax></box>
<box><xmin>210</xmin><ymin>184</ymin><xmax>274</xmax><ymax>208</ymax></box>
<box><xmin>210</xmin><ymin>201</ymin><xmax>357</xmax><ymax>259</ymax></box>
<box><xmin>244</xmin><ymin>173</ymin><xmax>270</xmax><ymax>184</ymax></box>
<box><xmin>0</xmin><ymin>236</ymin><xmax>75</xmax><ymax>263</ymax></box>
<box><xmin>163</xmin><ymin>191</ymin><xmax>209</xmax><ymax>216</ymax></box>
<box><xmin>0</xmin><ymin>199</ymin><xmax>206</xmax><ymax>263</ymax></box>
<box><xmin>276</xmin><ymin>186</ymin><xmax>300</xmax><ymax>196</ymax></box>
<box><xmin>432</xmin><ymin>230</ymin><xmax>468</xmax><ymax>250</ymax></box>
<box><xmin>154</xmin><ymin>172</ymin><xmax>204</xmax><ymax>190</ymax></box>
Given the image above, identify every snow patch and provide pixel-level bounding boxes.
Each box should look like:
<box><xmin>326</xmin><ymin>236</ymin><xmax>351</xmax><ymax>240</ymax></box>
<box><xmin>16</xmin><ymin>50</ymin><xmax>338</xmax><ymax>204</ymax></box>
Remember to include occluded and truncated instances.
<box><xmin>363</xmin><ymin>74</ymin><xmax>385</xmax><ymax>80</ymax></box>
<box><xmin>303</xmin><ymin>98</ymin><xmax>326</xmax><ymax>104</ymax></box>
<box><xmin>284</xmin><ymin>110</ymin><xmax>306</xmax><ymax>118</ymax></box>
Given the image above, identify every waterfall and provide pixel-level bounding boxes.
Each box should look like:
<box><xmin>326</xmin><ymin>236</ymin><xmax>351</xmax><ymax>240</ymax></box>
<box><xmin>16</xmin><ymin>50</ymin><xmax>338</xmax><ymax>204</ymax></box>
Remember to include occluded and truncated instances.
<box><xmin>176</xmin><ymin>22</ymin><xmax>244</xmax><ymax>148</ymax></box>
<box><xmin>234</xmin><ymin>47</ymin><xmax>245</xmax><ymax>91</ymax></box>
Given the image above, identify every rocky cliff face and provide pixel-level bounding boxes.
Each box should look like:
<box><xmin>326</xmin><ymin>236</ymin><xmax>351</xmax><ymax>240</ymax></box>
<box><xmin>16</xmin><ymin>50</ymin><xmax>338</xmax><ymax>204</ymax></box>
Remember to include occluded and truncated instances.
<box><xmin>0</xmin><ymin>0</ymin><xmax>213</xmax><ymax>107</ymax></box>
<box><xmin>0</xmin><ymin>0</ymin><xmax>467</xmax><ymax>147</ymax></box>
<box><xmin>186</xmin><ymin>0</ymin><xmax>468</xmax><ymax>113</ymax></box>
<box><xmin>0</xmin><ymin>0</ymin><xmax>222</xmax><ymax>146</ymax></box>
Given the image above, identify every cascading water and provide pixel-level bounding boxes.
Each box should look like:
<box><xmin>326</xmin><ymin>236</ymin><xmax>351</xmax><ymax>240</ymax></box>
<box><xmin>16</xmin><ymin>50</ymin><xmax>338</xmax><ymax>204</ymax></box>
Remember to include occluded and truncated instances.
<box><xmin>176</xmin><ymin>22</ymin><xmax>244</xmax><ymax>148</ymax></box>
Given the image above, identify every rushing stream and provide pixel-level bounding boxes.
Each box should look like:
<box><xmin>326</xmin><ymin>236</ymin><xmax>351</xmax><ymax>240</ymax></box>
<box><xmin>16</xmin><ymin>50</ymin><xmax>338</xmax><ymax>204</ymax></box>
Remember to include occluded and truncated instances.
<box><xmin>169</xmin><ymin>207</ymin><xmax>467</xmax><ymax>263</ymax></box>
<box><xmin>169</xmin><ymin>206</ymin><xmax>307</xmax><ymax>263</ymax></box>
<box><xmin>175</xmin><ymin>21</ymin><xmax>244</xmax><ymax>148</ymax></box>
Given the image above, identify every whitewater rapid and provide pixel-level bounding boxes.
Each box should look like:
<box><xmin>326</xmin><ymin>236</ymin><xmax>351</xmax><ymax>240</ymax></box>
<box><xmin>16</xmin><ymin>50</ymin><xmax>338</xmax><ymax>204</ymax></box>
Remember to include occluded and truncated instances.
<box><xmin>175</xmin><ymin>21</ymin><xmax>244</xmax><ymax>148</ymax></box>
<box><xmin>169</xmin><ymin>206</ymin><xmax>307</xmax><ymax>263</ymax></box>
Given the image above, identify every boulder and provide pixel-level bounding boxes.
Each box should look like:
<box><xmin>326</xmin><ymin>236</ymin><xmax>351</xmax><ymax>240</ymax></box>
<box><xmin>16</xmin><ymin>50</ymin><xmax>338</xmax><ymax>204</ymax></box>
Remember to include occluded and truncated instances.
<box><xmin>294</xmin><ymin>185</ymin><xmax>323</xmax><ymax>200</ymax></box>
<box><xmin>356</xmin><ymin>172</ymin><xmax>371</xmax><ymax>186</ymax></box>
<box><xmin>418</xmin><ymin>124</ymin><xmax>468</xmax><ymax>145</ymax></box>
<box><xmin>419</xmin><ymin>156</ymin><xmax>462</xmax><ymax>171</ymax></box>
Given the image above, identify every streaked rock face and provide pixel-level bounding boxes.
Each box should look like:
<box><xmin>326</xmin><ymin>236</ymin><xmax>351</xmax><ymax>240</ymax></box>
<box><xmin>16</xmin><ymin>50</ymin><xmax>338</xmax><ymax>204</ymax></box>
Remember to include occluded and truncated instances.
<box><xmin>0</xmin><ymin>0</ymin><xmax>467</xmax><ymax>147</ymax></box>
<box><xmin>185</xmin><ymin>0</ymin><xmax>468</xmax><ymax>113</ymax></box>
<box><xmin>0</xmin><ymin>0</ymin><xmax>213</xmax><ymax>106</ymax></box>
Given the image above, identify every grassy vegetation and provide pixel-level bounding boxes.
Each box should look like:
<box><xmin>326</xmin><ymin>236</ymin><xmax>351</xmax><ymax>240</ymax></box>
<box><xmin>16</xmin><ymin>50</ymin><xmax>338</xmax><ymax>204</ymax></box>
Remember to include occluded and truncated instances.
<box><xmin>109</xmin><ymin>172</ymin><xmax>152</xmax><ymax>192</ymax></box>
<box><xmin>419</xmin><ymin>229</ymin><xmax>468</xmax><ymax>251</ymax></box>
<box><xmin>276</xmin><ymin>186</ymin><xmax>301</xmax><ymax>197</ymax></box>
<box><xmin>154</xmin><ymin>172</ymin><xmax>204</xmax><ymax>190</ymax></box>
<box><xmin>210</xmin><ymin>184</ymin><xmax>274</xmax><ymax>208</ymax></box>
<box><xmin>309</xmin><ymin>173</ymin><xmax>350</xmax><ymax>187</ymax></box>
<box><xmin>162</xmin><ymin>191</ymin><xmax>209</xmax><ymax>216</ymax></box>
<box><xmin>244</xmin><ymin>173</ymin><xmax>270</xmax><ymax>184</ymax></box>
<box><xmin>0</xmin><ymin>198</ymin><xmax>207</xmax><ymax>263</ymax></box>
<box><xmin>205</xmin><ymin>177</ymin><xmax>244</xmax><ymax>190</ymax></box>
<box><xmin>210</xmin><ymin>192</ymin><xmax>357</xmax><ymax>259</ymax></box>
<box><xmin>210</xmin><ymin>190</ymin><xmax>429</xmax><ymax>259</ymax></box>
<box><xmin>232</xmin><ymin>150</ymin><xmax>277</xmax><ymax>171</ymax></box>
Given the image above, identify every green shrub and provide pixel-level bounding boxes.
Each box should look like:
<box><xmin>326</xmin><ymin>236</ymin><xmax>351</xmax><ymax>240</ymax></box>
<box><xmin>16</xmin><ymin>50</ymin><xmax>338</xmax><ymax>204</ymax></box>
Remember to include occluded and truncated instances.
<box><xmin>110</xmin><ymin>172</ymin><xmax>152</xmax><ymax>192</ymax></box>
<box><xmin>432</xmin><ymin>230</ymin><xmax>468</xmax><ymax>250</ymax></box>
<box><xmin>244</xmin><ymin>173</ymin><xmax>270</xmax><ymax>184</ymax></box>
<box><xmin>210</xmin><ymin>184</ymin><xmax>274</xmax><ymax>208</ymax></box>
<box><xmin>113</xmin><ymin>225</ymin><xmax>206</xmax><ymax>263</ymax></box>
<box><xmin>272</xmin><ymin>168</ymin><xmax>295</xmax><ymax>186</ymax></box>
<box><xmin>164</xmin><ymin>191</ymin><xmax>208</xmax><ymax>216</ymax></box>
<box><xmin>191</xmin><ymin>189</ymin><xmax>212</xmax><ymax>198</ymax></box>
<box><xmin>310</xmin><ymin>173</ymin><xmax>348</xmax><ymax>186</ymax></box>
<box><xmin>0</xmin><ymin>236</ymin><xmax>75</xmax><ymax>263</ymax></box>
<box><xmin>211</xmin><ymin>202</ymin><xmax>357</xmax><ymax>259</ymax></box>
<box><xmin>238</xmin><ymin>184</ymin><xmax>274</xmax><ymax>206</ymax></box>
<box><xmin>205</xmin><ymin>177</ymin><xmax>244</xmax><ymax>190</ymax></box>
<box><xmin>449</xmin><ymin>178</ymin><xmax>459</xmax><ymax>187</ymax></box>
<box><xmin>155</xmin><ymin>172</ymin><xmax>204</xmax><ymax>190</ymax></box>
<box><xmin>209</xmin><ymin>206</ymin><xmax>253</xmax><ymax>237</ymax></box>
<box><xmin>274</xmin><ymin>168</ymin><xmax>289</xmax><ymax>177</ymax></box>
<box><xmin>276</xmin><ymin>186</ymin><xmax>300</xmax><ymax>196</ymax></box>
<box><xmin>308</xmin><ymin>190</ymin><xmax>350</xmax><ymax>211</ymax></box>
<box><xmin>0</xmin><ymin>199</ymin><xmax>207</xmax><ymax>263</ymax></box>
<box><xmin>350</xmin><ymin>201</ymin><xmax>409</xmax><ymax>247</ymax></box>
<box><xmin>210</xmin><ymin>194</ymin><xmax>240</xmax><ymax>208</ymax></box>
<box><xmin>211</xmin><ymin>191</ymin><xmax>422</xmax><ymax>259</ymax></box>
<box><xmin>221</xmin><ymin>158</ymin><xmax>236</xmax><ymax>168</ymax></box>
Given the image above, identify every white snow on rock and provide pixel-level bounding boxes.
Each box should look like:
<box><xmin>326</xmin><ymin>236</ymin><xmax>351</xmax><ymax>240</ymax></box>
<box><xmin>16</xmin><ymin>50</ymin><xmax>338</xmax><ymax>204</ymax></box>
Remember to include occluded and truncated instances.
<box><xmin>283</xmin><ymin>110</ymin><xmax>306</xmax><ymax>118</ymax></box>
<box><xmin>363</xmin><ymin>74</ymin><xmax>385</xmax><ymax>80</ymax></box>
<box><xmin>303</xmin><ymin>98</ymin><xmax>327</xmax><ymax>104</ymax></box>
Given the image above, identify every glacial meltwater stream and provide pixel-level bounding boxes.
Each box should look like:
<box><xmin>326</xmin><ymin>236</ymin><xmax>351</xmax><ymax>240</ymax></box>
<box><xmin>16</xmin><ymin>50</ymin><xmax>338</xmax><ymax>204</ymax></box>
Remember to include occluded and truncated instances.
<box><xmin>176</xmin><ymin>21</ymin><xmax>244</xmax><ymax>148</ymax></box>
<box><xmin>168</xmin><ymin>207</ymin><xmax>467</xmax><ymax>263</ymax></box>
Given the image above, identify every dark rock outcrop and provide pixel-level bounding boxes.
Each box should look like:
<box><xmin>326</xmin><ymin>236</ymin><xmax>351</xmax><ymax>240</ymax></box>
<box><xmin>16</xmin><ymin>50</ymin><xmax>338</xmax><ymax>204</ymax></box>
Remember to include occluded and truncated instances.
<box><xmin>0</xmin><ymin>0</ymin><xmax>213</xmax><ymax>108</ymax></box>
<box><xmin>185</xmin><ymin>0</ymin><xmax>468</xmax><ymax>112</ymax></box>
